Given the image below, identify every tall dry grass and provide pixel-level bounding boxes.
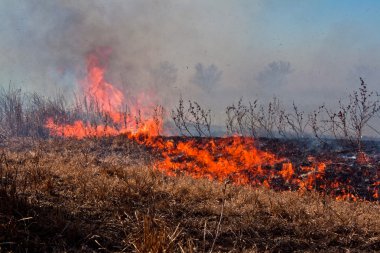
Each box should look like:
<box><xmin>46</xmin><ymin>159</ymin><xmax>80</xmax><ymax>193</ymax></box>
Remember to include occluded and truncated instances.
<box><xmin>0</xmin><ymin>137</ymin><xmax>379</xmax><ymax>252</ymax></box>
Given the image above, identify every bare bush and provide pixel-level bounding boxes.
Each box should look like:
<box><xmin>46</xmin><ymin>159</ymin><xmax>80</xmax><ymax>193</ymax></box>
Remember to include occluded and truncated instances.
<box><xmin>309</xmin><ymin>105</ymin><xmax>330</xmax><ymax>144</ymax></box>
<box><xmin>0</xmin><ymin>86</ymin><xmax>71</xmax><ymax>138</ymax></box>
<box><xmin>153</xmin><ymin>105</ymin><xmax>165</xmax><ymax>136</ymax></box>
<box><xmin>253</xmin><ymin>97</ymin><xmax>281</xmax><ymax>138</ymax></box>
<box><xmin>1</xmin><ymin>76</ymin><xmax>378</xmax><ymax>143</ymax></box>
<box><xmin>171</xmin><ymin>97</ymin><xmax>212</xmax><ymax>137</ymax></box>
<box><xmin>310</xmin><ymin>78</ymin><xmax>380</xmax><ymax>150</ymax></box>
<box><xmin>226</xmin><ymin>97</ymin><xmax>289</xmax><ymax>138</ymax></box>
<box><xmin>283</xmin><ymin>102</ymin><xmax>310</xmax><ymax>139</ymax></box>
<box><xmin>24</xmin><ymin>92</ymin><xmax>69</xmax><ymax>138</ymax></box>
<box><xmin>225</xmin><ymin>98</ymin><xmax>250</xmax><ymax>136</ymax></box>
<box><xmin>0</xmin><ymin>85</ymin><xmax>24</xmax><ymax>137</ymax></box>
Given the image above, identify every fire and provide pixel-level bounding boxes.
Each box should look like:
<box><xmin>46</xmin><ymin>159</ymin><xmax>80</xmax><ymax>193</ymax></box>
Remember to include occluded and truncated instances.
<box><xmin>46</xmin><ymin>50</ymin><xmax>161</xmax><ymax>137</ymax></box>
<box><xmin>45</xmin><ymin>50</ymin><xmax>379</xmax><ymax>202</ymax></box>
<box><xmin>152</xmin><ymin>137</ymin><xmax>282</xmax><ymax>185</ymax></box>
<box><xmin>279</xmin><ymin>163</ymin><xmax>294</xmax><ymax>182</ymax></box>
<box><xmin>84</xmin><ymin>51</ymin><xmax>124</xmax><ymax>115</ymax></box>
<box><xmin>45</xmin><ymin>118</ymin><xmax>122</xmax><ymax>138</ymax></box>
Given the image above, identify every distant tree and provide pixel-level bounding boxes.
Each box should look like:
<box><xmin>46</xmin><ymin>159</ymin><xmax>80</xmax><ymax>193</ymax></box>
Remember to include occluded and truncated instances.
<box><xmin>256</xmin><ymin>61</ymin><xmax>292</xmax><ymax>88</ymax></box>
<box><xmin>192</xmin><ymin>63</ymin><xmax>222</xmax><ymax>92</ymax></box>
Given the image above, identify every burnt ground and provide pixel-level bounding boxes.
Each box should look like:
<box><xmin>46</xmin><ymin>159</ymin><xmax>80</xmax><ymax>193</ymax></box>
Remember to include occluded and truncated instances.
<box><xmin>0</xmin><ymin>136</ymin><xmax>379</xmax><ymax>252</ymax></box>
<box><xmin>258</xmin><ymin>137</ymin><xmax>380</xmax><ymax>200</ymax></box>
<box><xmin>150</xmin><ymin>136</ymin><xmax>379</xmax><ymax>201</ymax></box>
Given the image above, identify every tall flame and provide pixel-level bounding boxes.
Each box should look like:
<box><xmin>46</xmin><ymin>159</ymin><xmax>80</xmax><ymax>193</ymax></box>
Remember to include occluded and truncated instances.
<box><xmin>46</xmin><ymin>50</ymin><xmax>161</xmax><ymax>136</ymax></box>
<box><xmin>84</xmin><ymin>51</ymin><xmax>124</xmax><ymax>114</ymax></box>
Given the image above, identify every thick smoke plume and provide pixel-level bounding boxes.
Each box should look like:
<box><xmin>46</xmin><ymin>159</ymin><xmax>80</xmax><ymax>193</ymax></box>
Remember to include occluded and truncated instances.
<box><xmin>1</xmin><ymin>0</ymin><xmax>380</xmax><ymax>127</ymax></box>
<box><xmin>0</xmin><ymin>1</ymin><xmax>255</xmax><ymax>108</ymax></box>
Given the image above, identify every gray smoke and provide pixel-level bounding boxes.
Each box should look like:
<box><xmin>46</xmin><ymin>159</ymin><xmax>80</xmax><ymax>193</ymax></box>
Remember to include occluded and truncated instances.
<box><xmin>0</xmin><ymin>0</ymin><xmax>380</xmax><ymax>129</ymax></box>
<box><xmin>256</xmin><ymin>61</ymin><xmax>292</xmax><ymax>91</ymax></box>
<box><xmin>0</xmin><ymin>1</ymin><xmax>255</xmax><ymax>109</ymax></box>
<box><xmin>192</xmin><ymin>63</ymin><xmax>222</xmax><ymax>92</ymax></box>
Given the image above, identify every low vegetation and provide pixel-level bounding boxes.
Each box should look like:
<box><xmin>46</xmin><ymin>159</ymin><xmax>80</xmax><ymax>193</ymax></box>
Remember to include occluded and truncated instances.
<box><xmin>0</xmin><ymin>137</ymin><xmax>379</xmax><ymax>252</ymax></box>
<box><xmin>0</xmin><ymin>79</ymin><xmax>379</xmax><ymax>252</ymax></box>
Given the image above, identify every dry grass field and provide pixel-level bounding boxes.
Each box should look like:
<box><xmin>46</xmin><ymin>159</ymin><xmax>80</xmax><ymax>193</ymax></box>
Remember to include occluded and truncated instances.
<box><xmin>0</xmin><ymin>136</ymin><xmax>379</xmax><ymax>252</ymax></box>
<box><xmin>2</xmin><ymin>2</ymin><xmax>380</xmax><ymax>252</ymax></box>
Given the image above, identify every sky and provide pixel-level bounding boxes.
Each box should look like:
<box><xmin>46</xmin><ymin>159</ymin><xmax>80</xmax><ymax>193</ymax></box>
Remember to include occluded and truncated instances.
<box><xmin>1</xmin><ymin>0</ymin><xmax>380</xmax><ymax>118</ymax></box>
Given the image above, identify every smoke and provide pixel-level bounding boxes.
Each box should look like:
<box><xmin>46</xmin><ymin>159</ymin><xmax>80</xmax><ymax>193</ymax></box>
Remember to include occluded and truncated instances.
<box><xmin>192</xmin><ymin>63</ymin><xmax>222</xmax><ymax>93</ymax></box>
<box><xmin>1</xmin><ymin>0</ymin><xmax>380</xmax><ymax>126</ymax></box>
<box><xmin>256</xmin><ymin>61</ymin><xmax>292</xmax><ymax>93</ymax></box>
<box><xmin>0</xmin><ymin>1</ymin><xmax>253</xmax><ymax>96</ymax></box>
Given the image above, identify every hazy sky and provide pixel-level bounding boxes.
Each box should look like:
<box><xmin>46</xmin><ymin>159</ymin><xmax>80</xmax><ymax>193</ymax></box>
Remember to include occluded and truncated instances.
<box><xmin>1</xmin><ymin>0</ymin><xmax>380</xmax><ymax>115</ymax></box>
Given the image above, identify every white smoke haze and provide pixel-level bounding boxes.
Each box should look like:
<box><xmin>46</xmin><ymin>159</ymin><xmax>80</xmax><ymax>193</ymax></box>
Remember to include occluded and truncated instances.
<box><xmin>1</xmin><ymin>0</ymin><xmax>380</xmax><ymax>128</ymax></box>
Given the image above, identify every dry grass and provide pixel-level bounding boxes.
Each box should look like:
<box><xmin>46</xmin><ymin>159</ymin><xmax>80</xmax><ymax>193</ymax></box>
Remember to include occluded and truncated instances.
<box><xmin>0</xmin><ymin>136</ymin><xmax>379</xmax><ymax>252</ymax></box>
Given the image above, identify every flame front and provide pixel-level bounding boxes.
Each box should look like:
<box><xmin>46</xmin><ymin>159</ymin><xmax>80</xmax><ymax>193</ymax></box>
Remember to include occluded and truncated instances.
<box><xmin>45</xmin><ymin>51</ymin><xmax>379</xmax><ymax>202</ymax></box>
<box><xmin>84</xmin><ymin>51</ymin><xmax>124</xmax><ymax>116</ymax></box>
<box><xmin>152</xmin><ymin>137</ymin><xmax>281</xmax><ymax>185</ymax></box>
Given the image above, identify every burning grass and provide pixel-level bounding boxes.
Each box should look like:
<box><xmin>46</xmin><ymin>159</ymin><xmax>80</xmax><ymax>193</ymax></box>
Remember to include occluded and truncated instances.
<box><xmin>36</xmin><ymin>51</ymin><xmax>378</xmax><ymax>202</ymax></box>
<box><xmin>0</xmin><ymin>49</ymin><xmax>379</xmax><ymax>252</ymax></box>
<box><xmin>0</xmin><ymin>137</ymin><xmax>379</xmax><ymax>252</ymax></box>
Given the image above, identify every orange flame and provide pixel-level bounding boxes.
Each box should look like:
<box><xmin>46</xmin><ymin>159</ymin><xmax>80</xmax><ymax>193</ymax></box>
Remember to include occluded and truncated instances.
<box><xmin>152</xmin><ymin>137</ymin><xmax>282</xmax><ymax>184</ymax></box>
<box><xmin>279</xmin><ymin>163</ymin><xmax>294</xmax><ymax>182</ymax></box>
<box><xmin>45</xmin><ymin>49</ymin><xmax>379</xmax><ymax>202</ymax></box>
<box><xmin>84</xmin><ymin>51</ymin><xmax>124</xmax><ymax>115</ymax></box>
<box><xmin>46</xmin><ymin>50</ymin><xmax>161</xmax><ymax>137</ymax></box>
